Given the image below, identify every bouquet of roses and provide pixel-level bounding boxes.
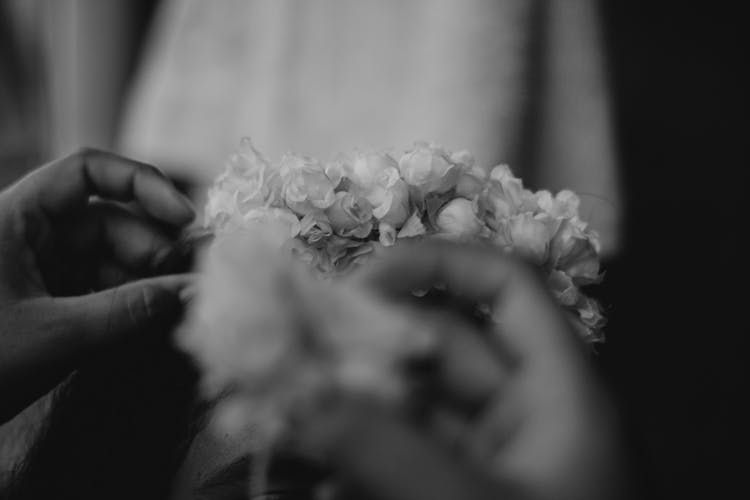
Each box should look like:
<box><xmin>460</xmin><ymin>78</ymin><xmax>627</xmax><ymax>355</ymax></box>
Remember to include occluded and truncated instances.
<box><xmin>179</xmin><ymin>138</ymin><xmax>605</xmax><ymax>443</ymax></box>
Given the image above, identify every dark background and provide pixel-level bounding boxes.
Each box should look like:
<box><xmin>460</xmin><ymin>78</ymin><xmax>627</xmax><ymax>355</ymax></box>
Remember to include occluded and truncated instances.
<box><xmin>598</xmin><ymin>2</ymin><xmax>748</xmax><ymax>497</ymax></box>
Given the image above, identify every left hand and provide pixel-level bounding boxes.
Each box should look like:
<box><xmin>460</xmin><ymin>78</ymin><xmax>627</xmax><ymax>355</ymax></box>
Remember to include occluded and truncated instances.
<box><xmin>0</xmin><ymin>148</ymin><xmax>195</xmax><ymax>424</ymax></box>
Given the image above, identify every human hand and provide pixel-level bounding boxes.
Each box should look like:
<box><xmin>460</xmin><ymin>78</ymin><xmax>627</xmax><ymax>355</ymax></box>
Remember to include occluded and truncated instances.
<box><xmin>297</xmin><ymin>242</ymin><xmax>626</xmax><ymax>500</ymax></box>
<box><xmin>0</xmin><ymin>149</ymin><xmax>195</xmax><ymax>424</ymax></box>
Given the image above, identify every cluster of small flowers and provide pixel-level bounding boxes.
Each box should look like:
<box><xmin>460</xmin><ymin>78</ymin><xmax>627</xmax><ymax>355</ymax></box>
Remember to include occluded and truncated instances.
<box><xmin>205</xmin><ymin>138</ymin><xmax>605</xmax><ymax>341</ymax></box>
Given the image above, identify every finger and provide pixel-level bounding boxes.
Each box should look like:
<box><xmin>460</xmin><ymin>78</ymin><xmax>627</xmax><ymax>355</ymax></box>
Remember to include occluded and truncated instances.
<box><xmin>95</xmin><ymin>260</ymin><xmax>139</xmax><ymax>290</ymax></box>
<box><xmin>427</xmin><ymin>313</ymin><xmax>509</xmax><ymax>416</ymax></box>
<box><xmin>297</xmin><ymin>399</ymin><xmax>504</xmax><ymax>500</ymax></box>
<box><xmin>58</xmin><ymin>273</ymin><xmax>194</xmax><ymax>345</ymax></box>
<box><xmin>66</xmin><ymin>202</ymin><xmax>181</xmax><ymax>274</ymax></box>
<box><xmin>18</xmin><ymin>148</ymin><xmax>194</xmax><ymax>226</ymax></box>
<box><xmin>360</xmin><ymin>241</ymin><xmax>580</xmax><ymax>365</ymax></box>
<box><xmin>0</xmin><ymin>275</ymin><xmax>191</xmax><ymax>423</ymax></box>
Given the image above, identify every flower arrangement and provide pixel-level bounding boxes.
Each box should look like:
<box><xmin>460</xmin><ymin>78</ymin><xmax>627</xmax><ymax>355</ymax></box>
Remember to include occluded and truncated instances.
<box><xmin>179</xmin><ymin>138</ymin><xmax>605</xmax><ymax>442</ymax></box>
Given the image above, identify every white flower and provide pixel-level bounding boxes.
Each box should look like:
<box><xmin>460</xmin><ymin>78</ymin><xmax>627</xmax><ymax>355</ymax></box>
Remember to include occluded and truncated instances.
<box><xmin>398</xmin><ymin>142</ymin><xmax>465</xmax><ymax>195</ymax></box>
<box><xmin>346</xmin><ymin>152</ymin><xmax>412</xmax><ymax>230</ymax></box>
<box><xmin>504</xmin><ymin>212</ymin><xmax>561</xmax><ymax>264</ymax></box>
<box><xmin>549</xmin><ymin>218</ymin><xmax>601</xmax><ymax>283</ymax></box>
<box><xmin>299</xmin><ymin>211</ymin><xmax>334</xmax><ymax>244</ymax></box>
<box><xmin>456</xmin><ymin>164</ymin><xmax>488</xmax><ymax>199</ymax></box>
<box><xmin>477</xmin><ymin>164</ymin><xmax>525</xmax><ymax>229</ymax></box>
<box><xmin>536</xmin><ymin>189</ymin><xmax>581</xmax><ymax>219</ymax></box>
<box><xmin>397</xmin><ymin>211</ymin><xmax>427</xmax><ymax>239</ymax></box>
<box><xmin>325</xmin><ymin>192</ymin><xmax>374</xmax><ymax>238</ymax></box>
<box><xmin>573</xmin><ymin>296</ymin><xmax>606</xmax><ymax>342</ymax></box>
<box><xmin>177</xmin><ymin>231</ymin><xmax>298</xmax><ymax>396</ymax></box>
<box><xmin>346</xmin><ymin>152</ymin><xmax>401</xmax><ymax>206</ymax></box>
<box><xmin>279</xmin><ymin>153</ymin><xmax>337</xmax><ymax>215</ymax></box>
<box><xmin>547</xmin><ymin>270</ymin><xmax>580</xmax><ymax>307</ymax></box>
<box><xmin>435</xmin><ymin>198</ymin><xmax>485</xmax><ymax>239</ymax></box>
<box><xmin>377</xmin><ymin>178</ymin><xmax>411</xmax><ymax>226</ymax></box>
<box><xmin>205</xmin><ymin>138</ymin><xmax>282</xmax><ymax>229</ymax></box>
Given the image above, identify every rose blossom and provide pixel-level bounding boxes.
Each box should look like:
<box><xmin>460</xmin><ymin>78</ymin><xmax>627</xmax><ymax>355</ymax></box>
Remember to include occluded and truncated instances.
<box><xmin>456</xmin><ymin>164</ymin><xmax>488</xmax><ymax>199</ymax></box>
<box><xmin>398</xmin><ymin>142</ymin><xmax>467</xmax><ymax>195</ymax></box>
<box><xmin>279</xmin><ymin>153</ymin><xmax>337</xmax><ymax>215</ymax></box>
<box><xmin>375</xmin><ymin>179</ymin><xmax>411</xmax><ymax>246</ymax></box>
<box><xmin>549</xmin><ymin>218</ymin><xmax>601</xmax><ymax>283</ymax></box>
<box><xmin>344</xmin><ymin>152</ymin><xmax>407</xmax><ymax>222</ymax></box>
<box><xmin>536</xmin><ymin>189</ymin><xmax>581</xmax><ymax>219</ymax></box>
<box><xmin>299</xmin><ymin>211</ymin><xmax>334</xmax><ymax>244</ymax></box>
<box><xmin>477</xmin><ymin>164</ymin><xmax>526</xmax><ymax>229</ymax></box>
<box><xmin>435</xmin><ymin>198</ymin><xmax>486</xmax><ymax>239</ymax></box>
<box><xmin>504</xmin><ymin>212</ymin><xmax>561</xmax><ymax>264</ymax></box>
<box><xmin>325</xmin><ymin>192</ymin><xmax>374</xmax><ymax>238</ymax></box>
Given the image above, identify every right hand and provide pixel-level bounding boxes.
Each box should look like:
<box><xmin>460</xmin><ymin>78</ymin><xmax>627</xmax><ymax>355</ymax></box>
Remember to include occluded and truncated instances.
<box><xmin>298</xmin><ymin>241</ymin><xmax>627</xmax><ymax>500</ymax></box>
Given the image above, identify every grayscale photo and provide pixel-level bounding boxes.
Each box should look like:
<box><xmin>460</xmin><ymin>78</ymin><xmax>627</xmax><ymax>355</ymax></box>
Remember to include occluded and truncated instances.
<box><xmin>0</xmin><ymin>1</ymin><xmax>745</xmax><ymax>499</ymax></box>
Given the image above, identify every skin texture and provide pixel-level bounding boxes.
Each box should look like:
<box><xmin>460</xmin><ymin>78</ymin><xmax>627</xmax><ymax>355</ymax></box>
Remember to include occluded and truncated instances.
<box><xmin>0</xmin><ymin>148</ymin><xmax>195</xmax><ymax>425</ymax></box>
<box><xmin>170</xmin><ymin>242</ymin><xmax>627</xmax><ymax>500</ymax></box>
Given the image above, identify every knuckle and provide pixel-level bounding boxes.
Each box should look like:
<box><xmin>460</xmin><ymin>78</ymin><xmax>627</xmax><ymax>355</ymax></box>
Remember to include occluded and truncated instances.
<box><xmin>125</xmin><ymin>285</ymin><xmax>156</xmax><ymax>326</ymax></box>
<box><xmin>137</xmin><ymin>162</ymin><xmax>167</xmax><ymax>181</ymax></box>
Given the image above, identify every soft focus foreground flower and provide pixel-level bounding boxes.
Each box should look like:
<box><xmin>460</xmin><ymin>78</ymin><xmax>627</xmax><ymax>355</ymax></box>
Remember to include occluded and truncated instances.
<box><xmin>240</xmin><ymin>207</ymin><xmax>301</xmax><ymax>246</ymax></box>
<box><xmin>178</xmin><ymin>231</ymin><xmax>297</xmax><ymax>398</ymax></box>
<box><xmin>180</xmin><ymin>230</ymin><xmax>435</xmax><ymax>441</ymax></box>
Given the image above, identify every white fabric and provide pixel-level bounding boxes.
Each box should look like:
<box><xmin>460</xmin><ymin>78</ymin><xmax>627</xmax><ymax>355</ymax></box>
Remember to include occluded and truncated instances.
<box><xmin>121</xmin><ymin>0</ymin><xmax>530</xmax><ymax>179</ymax></box>
<box><xmin>120</xmin><ymin>0</ymin><xmax>619</xmax><ymax>252</ymax></box>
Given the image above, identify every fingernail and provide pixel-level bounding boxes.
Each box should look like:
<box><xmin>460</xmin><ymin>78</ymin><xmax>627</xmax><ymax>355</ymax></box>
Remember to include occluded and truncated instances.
<box><xmin>179</xmin><ymin>283</ymin><xmax>198</xmax><ymax>305</ymax></box>
<box><xmin>173</xmin><ymin>191</ymin><xmax>196</xmax><ymax>223</ymax></box>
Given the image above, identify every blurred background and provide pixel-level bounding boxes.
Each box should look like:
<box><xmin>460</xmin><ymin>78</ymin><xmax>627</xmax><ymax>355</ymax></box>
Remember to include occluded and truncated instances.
<box><xmin>1</xmin><ymin>0</ymin><xmax>746</xmax><ymax>498</ymax></box>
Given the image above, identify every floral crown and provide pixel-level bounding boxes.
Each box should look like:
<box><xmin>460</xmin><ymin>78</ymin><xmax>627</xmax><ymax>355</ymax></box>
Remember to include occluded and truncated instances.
<box><xmin>179</xmin><ymin>138</ymin><xmax>606</xmax><ymax>446</ymax></box>
<box><xmin>204</xmin><ymin>138</ymin><xmax>604</xmax><ymax>341</ymax></box>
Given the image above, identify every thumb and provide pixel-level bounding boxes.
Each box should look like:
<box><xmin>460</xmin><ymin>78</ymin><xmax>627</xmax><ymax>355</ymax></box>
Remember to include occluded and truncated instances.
<box><xmin>59</xmin><ymin>274</ymin><xmax>194</xmax><ymax>345</ymax></box>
